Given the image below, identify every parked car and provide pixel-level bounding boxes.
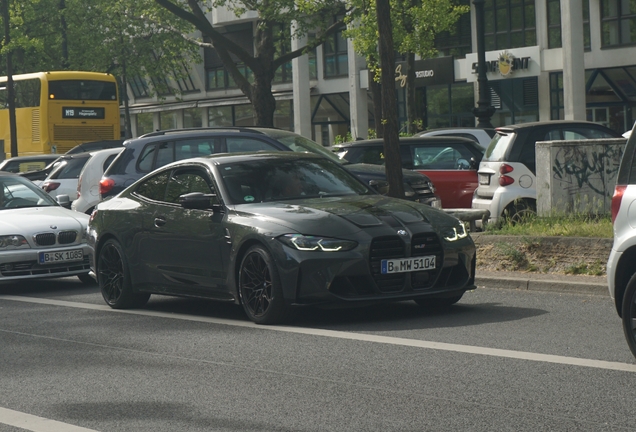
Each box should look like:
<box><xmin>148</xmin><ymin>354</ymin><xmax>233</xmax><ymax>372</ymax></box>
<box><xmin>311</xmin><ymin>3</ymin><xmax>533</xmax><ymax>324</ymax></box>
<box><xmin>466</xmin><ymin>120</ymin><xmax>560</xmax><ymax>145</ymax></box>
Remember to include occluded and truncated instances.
<box><xmin>472</xmin><ymin>121</ymin><xmax>621</xmax><ymax>225</ymax></box>
<box><xmin>65</xmin><ymin>139</ymin><xmax>124</xmax><ymax>155</ymax></box>
<box><xmin>41</xmin><ymin>152</ymin><xmax>92</xmax><ymax>203</ymax></box>
<box><xmin>0</xmin><ymin>172</ymin><xmax>92</xmax><ymax>283</ymax></box>
<box><xmin>0</xmin><ymin>155</ymin><xmax>60</xmax><ymax>174</ymax></box>
<box><xmin>99</xmin><ymin>127</ymin><xmax>440</xmax><ymax>207</ymax></box>
<box><xmin>19</xmin><ymin>157</ymin><xmax>64</xmax><ymax>185</ymax></box>
<box><xmin>331</xmin><ymin>137</ymin><xmax>484</xmax><ymax>208</ymax></box>
<box><xmin>608</xmin><ymin>130</ymin><xmax>636</xmax><ymax>358</ymax></box>
<box><xmin>416</xmin><ymin>127</ymin><xmax>496</xmax><ymax>149</ymax></box>
<box><xmin>71</xmin><ymin>147</ymin><xmax>124</xmax><ymax>214</ymax></box>
<box><xmin>89</xmin><ymin>152</ymin><xmax>476</xmax><ymax>324</ymax></box>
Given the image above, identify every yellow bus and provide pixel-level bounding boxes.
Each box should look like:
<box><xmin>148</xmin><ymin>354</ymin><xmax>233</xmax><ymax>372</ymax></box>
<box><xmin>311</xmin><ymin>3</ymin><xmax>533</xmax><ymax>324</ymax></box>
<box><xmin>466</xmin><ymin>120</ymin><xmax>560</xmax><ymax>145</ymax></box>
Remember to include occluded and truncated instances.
<box><xmin>0</xmin><ymin>71</ymin><xmax>120</xmax><ymax>158</ymax></box>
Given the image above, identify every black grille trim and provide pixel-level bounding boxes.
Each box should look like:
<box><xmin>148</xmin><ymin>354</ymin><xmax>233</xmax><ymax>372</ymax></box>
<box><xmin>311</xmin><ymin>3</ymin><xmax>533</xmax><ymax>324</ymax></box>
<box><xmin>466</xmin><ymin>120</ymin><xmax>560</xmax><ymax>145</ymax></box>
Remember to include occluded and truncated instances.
<box><xmin>369</xmin><ymin>236</ymin><xmax>406</xmax><ymax>292</ymax></box>
<box><xmin>0</xmin><ymin>256</ymin><xmax>90</xmax><ymax>277</ymax></box>
<box><xmin>35</xmin><ymin>233</ymin><xmax>56</xmax><ymax>246</ymax></box>
<box><xmin>58</xmin><ymin>231</ymin><xmax>77</xmax><ymax>244</ymax></box>
<box><xmin>410</xmin><ymin>233</ymin><xmax>443</xmax><ymax>289</ymax></box>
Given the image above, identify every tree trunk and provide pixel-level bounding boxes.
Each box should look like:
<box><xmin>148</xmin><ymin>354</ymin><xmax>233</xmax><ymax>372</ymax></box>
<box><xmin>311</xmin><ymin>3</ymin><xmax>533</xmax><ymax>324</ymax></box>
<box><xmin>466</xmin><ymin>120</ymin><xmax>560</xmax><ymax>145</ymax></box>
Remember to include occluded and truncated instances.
<box><xmin>121</xmin><ymin>60</ymin><xmax>132</xmax><ymax>139</ymax></box>
<box><xmin>252</xmin><ymin>75</ymin><xmax>276</xmax><ymax>127</ymax></box>
<box><xmin>406</xmin><ymin>52</ymin><xmax>418</xmax><ymax>135</ymax></box>
<box><xmin>376</xmin><ymin>0</ymin><xmax>404</xmax><ymax>198</ymax></box>
<box><xmin>2</xmin><ymin>0</ymin><xmax>17</xmax><ymax>157</ymax></box>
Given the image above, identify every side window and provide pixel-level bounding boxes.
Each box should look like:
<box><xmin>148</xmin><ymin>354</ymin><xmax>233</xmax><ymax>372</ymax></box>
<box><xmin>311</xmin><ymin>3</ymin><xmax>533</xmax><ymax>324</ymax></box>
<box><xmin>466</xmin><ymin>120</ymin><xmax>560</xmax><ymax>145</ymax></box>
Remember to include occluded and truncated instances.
<box><xmin>154</xmin><ymin>141</ymin><xmax>175</xmax><ymax>169</ymax></box>
<box><xmin>563</xmin><ymin>129</ymin><xmax>589</xmax><ymax>140</ymax></box>
<box><xmin>165</xmin><ymin>168</ymin><xmax>215</xmax><ymax>204</ymax></box>
<box><xmin>174</xmin><ymin>138</ymin><xmax>221</xmax><ymax>161</ymax></box>
<box><xmin>545</xmin><ymin>130</ymin><xmax>562</xmax><ymax>140</ymax></box>
<box><xmin>137</xmin><ymin>144</ymin><xmax>157</xmax><ymax>172</ymax></box>
<box><xmin>102</xmin><ymin>154</ymin><xmax>118</xmax><ymax>172</ymax></box>
<box><xmin>134</xmin><ymin>171</ymin><xmax>169</xmax><ymax>201</ymax></box>
<box><xmin>411</xmin><ymin>145</ymin><xmax>457</xmax><ymax>169</ymax></box>
<box><xmin>357</xmin><ymin>147</ymin><xmax>385</xmax><ymax>165</ymax></box>
<box><xmin>226</xmin><ymin>137</ymin><xmax>278</xmax><ymax>153</ymax></box>
<box><xmin>574</xmin><ymin>127</ymin><xmax>617</xmax><ymax>139</ymax></box>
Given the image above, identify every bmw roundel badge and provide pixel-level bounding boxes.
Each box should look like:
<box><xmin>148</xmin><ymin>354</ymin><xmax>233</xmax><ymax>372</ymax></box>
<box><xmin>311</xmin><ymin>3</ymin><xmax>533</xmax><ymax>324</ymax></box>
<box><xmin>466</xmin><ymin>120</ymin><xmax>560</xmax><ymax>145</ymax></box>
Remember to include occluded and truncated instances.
<box><xmin>397</xmin><ymin>229</ymin><xmax>408</xmax><ymax>236</ymax></box>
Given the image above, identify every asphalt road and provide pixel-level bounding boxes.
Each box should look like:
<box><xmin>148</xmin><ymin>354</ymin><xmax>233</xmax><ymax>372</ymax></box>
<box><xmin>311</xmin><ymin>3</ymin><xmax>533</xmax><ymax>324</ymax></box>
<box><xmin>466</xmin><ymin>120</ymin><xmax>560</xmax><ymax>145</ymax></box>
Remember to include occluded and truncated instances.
<box><xmin>0</xmin><ymin>277</ymin><xmax>634</xmax><ymax>432</ymax></box>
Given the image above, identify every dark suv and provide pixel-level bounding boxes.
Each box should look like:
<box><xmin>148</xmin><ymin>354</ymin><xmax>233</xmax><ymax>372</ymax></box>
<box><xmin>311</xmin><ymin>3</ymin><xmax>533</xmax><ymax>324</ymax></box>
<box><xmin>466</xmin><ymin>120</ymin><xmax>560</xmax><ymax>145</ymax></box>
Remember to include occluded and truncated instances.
<box><xmin>99</xmin><ymin>127</ymin><xmax>440</xmax><ymax>206</ymax></box>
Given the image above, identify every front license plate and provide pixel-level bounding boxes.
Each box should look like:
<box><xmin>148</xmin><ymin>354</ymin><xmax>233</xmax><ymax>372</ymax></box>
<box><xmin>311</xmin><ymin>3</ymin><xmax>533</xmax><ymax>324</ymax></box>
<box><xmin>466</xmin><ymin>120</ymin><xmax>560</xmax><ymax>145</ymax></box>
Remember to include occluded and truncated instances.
<box><xmin>39</xmin><ymin>249</ymin><xmax>83</xmax><ymax>265</ymax></box>
<box><xmin>478</xmin><ymin>174</ymin><xmax>490</xmax><ymax>185</ymax></box>
<box><xmin>381</xmin><ymin>255</ymin><xmax>436</xmax><ymax>274</ymax></box>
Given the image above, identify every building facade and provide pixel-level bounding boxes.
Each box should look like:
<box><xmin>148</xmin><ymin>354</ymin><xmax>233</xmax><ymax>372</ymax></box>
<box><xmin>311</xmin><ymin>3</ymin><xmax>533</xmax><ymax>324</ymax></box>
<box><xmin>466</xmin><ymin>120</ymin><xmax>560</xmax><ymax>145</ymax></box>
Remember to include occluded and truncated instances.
<box><xmin>123</xmin><ymin>0</ymin><xmax>636</xmax><ymax>145</ymax></box>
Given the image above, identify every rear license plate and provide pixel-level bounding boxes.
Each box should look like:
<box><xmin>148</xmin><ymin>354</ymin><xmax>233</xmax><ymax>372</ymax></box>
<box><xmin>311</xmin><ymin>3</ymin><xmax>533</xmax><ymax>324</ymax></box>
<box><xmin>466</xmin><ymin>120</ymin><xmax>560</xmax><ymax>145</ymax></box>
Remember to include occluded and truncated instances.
<box><xmin>39</xmin><ymin>249</ymin><xmax>83</xmax><ymax>264</ymax></box>
<box><xmin>381</xmin><ymin>255</ymin><xmax>436</xmax><ymax>274</ymax></box>
<box><xmin>478</xmin><ymin>174</ymin><xmax>490</xmax><ymax>185</ymax></box>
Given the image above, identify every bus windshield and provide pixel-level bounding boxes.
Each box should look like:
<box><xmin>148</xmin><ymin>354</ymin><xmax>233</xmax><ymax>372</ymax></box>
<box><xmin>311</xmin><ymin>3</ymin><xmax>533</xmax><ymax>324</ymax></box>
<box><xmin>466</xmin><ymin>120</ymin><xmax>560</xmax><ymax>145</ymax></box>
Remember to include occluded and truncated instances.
<box><xmin>48</xmin><ymin>80</ymin><xmax>117</xmax><ymax>101</ymax></box>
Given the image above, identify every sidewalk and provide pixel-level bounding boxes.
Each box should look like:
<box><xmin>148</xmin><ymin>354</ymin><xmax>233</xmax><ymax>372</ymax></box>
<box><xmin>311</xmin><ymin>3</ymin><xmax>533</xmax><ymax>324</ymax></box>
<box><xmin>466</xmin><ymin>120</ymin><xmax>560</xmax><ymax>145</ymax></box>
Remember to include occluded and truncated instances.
<box><xmin>475</xmin><ymin>270</ymin><xmax>608</xmax><ymax>296</ymax></box>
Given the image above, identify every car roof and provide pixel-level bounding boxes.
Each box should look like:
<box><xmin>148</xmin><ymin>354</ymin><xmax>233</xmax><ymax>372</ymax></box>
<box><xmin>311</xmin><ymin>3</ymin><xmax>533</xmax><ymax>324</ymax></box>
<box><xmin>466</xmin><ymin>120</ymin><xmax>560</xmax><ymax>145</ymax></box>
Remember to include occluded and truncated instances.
<box><xmin>495</xmin><ymin>120</ymin><xmax>618</xmax><ymax>132</ymax></box>
<box><xmin>333</xmin><ymin>136</ymin><xmax>479</xmax><ymax>147</ymax></box>
<box><xmin>419</xmin><ymin>127</ymin><xmax>496</xmax><ymax>134</ymax></box>
<box><xmin>170</xmin><ymin>151</ymin><xmax>323</xmax><ymax>167</ymax></box>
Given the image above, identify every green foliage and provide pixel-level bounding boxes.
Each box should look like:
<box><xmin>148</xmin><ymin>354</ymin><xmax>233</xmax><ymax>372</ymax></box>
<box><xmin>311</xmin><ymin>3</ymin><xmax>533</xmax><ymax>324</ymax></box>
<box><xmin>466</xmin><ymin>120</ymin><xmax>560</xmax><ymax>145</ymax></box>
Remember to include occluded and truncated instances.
<box><xmin>334</xmin><ymin>132</ymin><xmax>353</xmax><ymax>144</ymax></box>
<box><xmin>564</xmin><ymin>261</ymin><xmax>605</xmax><ymax>276</ymax></box>
<box><xmin>483</xmin><ymin>214</ymin><xmax>614</xmax><ymax>238</ymax></box>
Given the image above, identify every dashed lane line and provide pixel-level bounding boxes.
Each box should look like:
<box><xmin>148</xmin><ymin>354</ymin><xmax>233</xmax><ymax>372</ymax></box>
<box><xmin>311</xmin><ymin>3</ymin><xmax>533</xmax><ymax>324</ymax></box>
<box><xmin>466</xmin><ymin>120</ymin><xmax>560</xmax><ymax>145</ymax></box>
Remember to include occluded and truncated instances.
<box><xmin>2</xmin><ymin>294</ymin><xmax>636</xmax><ymax>373</ymax></box>
<box><xmin>0</xmin><ymin>407</ymin><xmax>99</xmax><ymax>432</ymax></box>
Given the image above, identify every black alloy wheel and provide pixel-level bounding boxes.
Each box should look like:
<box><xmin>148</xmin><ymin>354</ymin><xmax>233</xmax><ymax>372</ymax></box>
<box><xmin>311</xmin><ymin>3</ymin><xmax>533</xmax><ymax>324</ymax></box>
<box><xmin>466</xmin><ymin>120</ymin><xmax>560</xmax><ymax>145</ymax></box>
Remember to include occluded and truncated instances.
<box><xmin>238</xmin><ymin>245</ymin><xmax>289</xmax><ymax>324</ymax></box>
<box><xmin>97</xmin><ymin>239</ymin><xmax>150</xmax><ymax>309</ymax></box>
<box><xmin>505</xmin><ymin>200</ymin><xmax>537</xmax><ymax>225</ymax></box>
<box><xmin>621</xmin><ymin>273</ymin><xmax>636</xmax><ymax>358</ymax></box>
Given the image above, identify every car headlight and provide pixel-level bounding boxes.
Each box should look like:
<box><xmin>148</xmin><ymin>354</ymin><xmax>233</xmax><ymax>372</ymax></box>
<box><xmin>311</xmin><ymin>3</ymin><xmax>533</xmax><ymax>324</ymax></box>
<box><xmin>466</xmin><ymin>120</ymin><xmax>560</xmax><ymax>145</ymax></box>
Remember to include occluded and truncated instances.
<box><xmin>278</xmin><ymin>234</ymin><xmax>358</xmax><ymax>252</ymax></box>
<box><xmin>427</xmin><ymin>180</ymin><xmax>436</xmax><ymax>193</ymax></box>
<box><xmin>443</xmin><ymin>223</ymin><xmax>469</xmax><ymax>242</ymax></box>
<box><xmin>0</xmin><ymin>235</ymin><xmax>30</xmax><ymax>249</ymax></box>
<box><xmin>403</xmin><ymin>183</ymin><xmax>415</xmax><ymax>197</ymax></box>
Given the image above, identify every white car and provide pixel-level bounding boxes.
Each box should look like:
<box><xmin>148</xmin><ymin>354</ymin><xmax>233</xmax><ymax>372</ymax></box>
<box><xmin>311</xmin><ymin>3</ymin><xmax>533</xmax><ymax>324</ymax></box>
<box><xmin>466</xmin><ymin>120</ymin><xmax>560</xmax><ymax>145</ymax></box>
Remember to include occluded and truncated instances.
<box><xmin>72</xmin><ymin>147</ymin><xmax>124</xmax><ymax>214</ymax></box>
<box><xmin>41</xmin><ymin>152</ymin><xmax>92</xmax><ymax>203</ymax></box>
<box><xmin>0</xmin><ymin>172</ymin><xmax>93</xmax><ymax>283</ymax></box>
<box><xmin>417</xmin><ymin>127</ymin><xmax>496</xmax><ymax>149</ymax></box>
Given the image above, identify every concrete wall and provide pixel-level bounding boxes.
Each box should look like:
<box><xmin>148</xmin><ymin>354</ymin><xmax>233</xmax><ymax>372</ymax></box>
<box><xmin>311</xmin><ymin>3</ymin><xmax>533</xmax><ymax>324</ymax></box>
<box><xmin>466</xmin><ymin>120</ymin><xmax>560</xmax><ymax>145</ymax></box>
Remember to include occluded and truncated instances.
<box><xmin>536</xmin><ymin>138</ymin><xmax>626</xmax><ymax>216</ymax></box>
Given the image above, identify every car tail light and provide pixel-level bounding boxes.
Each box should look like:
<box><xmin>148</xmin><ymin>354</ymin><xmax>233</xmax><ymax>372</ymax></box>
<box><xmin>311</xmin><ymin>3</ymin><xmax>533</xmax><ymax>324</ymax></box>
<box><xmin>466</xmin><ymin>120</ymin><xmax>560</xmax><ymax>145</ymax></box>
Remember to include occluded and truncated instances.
<box><xmin>77</xmin><ymin>175</ymin><xmax>82</xmax><ymax>197</ymax></box>
<box><xmin>612</xmin><ymin>185</ymin><xmax>627</xmax><ymax>224</ymax></box>
<box><xmin>498</xmin><ymin>163</ymin><xmax>514</xmax><ymax>186</ymax></box>
<box><xmin>42</xmin><ymin>181</ymin><xmax>60</xmax><ymax>192</ymax></box>
<box><xmin>99</xmin><ymin>178</ymin><xmax>115</xmax><ymax>195</ymax></box>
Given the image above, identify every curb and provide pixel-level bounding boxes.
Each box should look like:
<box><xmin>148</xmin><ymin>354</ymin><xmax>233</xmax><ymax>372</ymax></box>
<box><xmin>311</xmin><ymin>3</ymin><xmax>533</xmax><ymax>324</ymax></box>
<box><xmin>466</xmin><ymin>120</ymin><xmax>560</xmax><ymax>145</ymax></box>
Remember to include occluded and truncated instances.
<box><xmin>475</xmin><ymin>274</ymin><xmax>608</xmax><ymax>296</ymax></box>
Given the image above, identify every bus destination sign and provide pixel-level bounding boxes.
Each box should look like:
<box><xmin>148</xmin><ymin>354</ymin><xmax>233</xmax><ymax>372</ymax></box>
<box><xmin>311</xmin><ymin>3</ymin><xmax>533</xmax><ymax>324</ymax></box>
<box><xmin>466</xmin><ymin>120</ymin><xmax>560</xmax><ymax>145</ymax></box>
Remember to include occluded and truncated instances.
<box><xmin>62</xmin><ymin>107</ymin><xmax>105</xmax><ymax>119</ymax></box>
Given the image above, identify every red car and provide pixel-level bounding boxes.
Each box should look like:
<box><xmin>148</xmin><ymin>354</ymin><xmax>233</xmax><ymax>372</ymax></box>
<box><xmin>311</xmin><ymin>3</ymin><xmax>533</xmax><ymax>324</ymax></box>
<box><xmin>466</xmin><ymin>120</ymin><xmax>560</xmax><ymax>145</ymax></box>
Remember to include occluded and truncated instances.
<box><xmin>332</xmin><ymin>137</ymin><xmax>484</xmax><ymax>208</ymax></box>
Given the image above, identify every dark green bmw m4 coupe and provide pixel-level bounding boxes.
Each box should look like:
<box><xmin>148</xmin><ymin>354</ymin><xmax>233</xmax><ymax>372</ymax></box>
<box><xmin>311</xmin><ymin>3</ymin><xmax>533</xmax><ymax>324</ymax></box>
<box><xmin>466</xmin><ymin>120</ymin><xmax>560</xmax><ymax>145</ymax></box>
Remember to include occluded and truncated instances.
<box><xmin>88</xmin><ymin>152</ymin><xmax>476</xmax><ymax>324</ymax></box>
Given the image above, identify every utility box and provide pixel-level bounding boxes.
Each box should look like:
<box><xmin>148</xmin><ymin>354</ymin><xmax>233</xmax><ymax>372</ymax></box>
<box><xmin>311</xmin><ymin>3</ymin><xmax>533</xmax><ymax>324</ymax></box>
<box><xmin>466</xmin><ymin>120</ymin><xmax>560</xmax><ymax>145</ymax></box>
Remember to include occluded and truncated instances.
<box><xmin>536</xmin><ymin>138</ymin><xmax>626</xmax><ymax>217</ymax></box>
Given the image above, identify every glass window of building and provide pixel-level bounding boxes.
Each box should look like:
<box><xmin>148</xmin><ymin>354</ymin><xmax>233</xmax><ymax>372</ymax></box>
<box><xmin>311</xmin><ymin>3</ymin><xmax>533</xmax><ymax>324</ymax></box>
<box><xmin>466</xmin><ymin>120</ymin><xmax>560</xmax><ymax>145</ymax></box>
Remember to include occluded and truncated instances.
<box><xmin>434</xmin><ymin>0</ymin><xmax>472</xmax><ymax>58</ymax></box>
<box><xmin>484</xmin><ymin>0</ymin><xmax>536</xmax><ymax>50</ymax></box>
<box><xmin>129</xmin><ymin>76</ymin><xmax>150</xmax><ymax>98</ymax></box>
<box><xmin>208</xmin><ymin>106</ymin><xmax>233</xmax><ymax>126</ymax></box>
<box><xmin>323</xmin><ymin>16</ymin><xmax>348</xmax><ymax>78</ymax></box>
<box><xmin>274</xmin><ymin>100</ymin><xmax>293</xmax><ymax>130</ymax></box>
<box><xmin>547</xmin><ymin>0</ymin><xmax>591</xmax><ymax>49</ymax></box>
<box><xmin>549</xmin><ymin>72</ymin><xmax>564</xmax><ymax>120</ymax></box>
<box><xmin>488</xmin><ymin>78</ymin><xmax>539</xmax><ymax>125</ymax></box>
<box><xmin>136</xmin><ymin>113</ymin><xmax>154</xmax><ymax>136</ymax></box>
<box><xmin>174</xmin><ymin>63</ymin><xmax>198</xmax><ymax>93</ymax></box>
<box><xmin>234</xmin><ymin>104</ymin><xmax>255</xmax><ymax>127</ymax></box>
<box><xmin>160</xmin><ymin>111</ymin><xmax>177</xmax><ymax>130</ymax></box>
<box><xmin>184</xmin><ymin>108</ymin><xmax>202</xmax><ymax>128</ymax></box>
<box><xmin>601</xmin><ymin>0</ymin><xmax>636</xmax><ymax>46</ymax></box>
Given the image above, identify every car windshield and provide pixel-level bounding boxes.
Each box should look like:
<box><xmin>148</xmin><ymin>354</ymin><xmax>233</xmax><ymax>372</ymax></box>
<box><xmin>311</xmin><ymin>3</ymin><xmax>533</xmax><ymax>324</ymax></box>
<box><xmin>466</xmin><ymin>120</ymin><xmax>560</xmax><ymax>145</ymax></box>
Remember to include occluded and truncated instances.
<box><xmin>266</xmin><ymin>130</ymin><xmax>348</xmax><ymax>165</ymax></box>
<box><xmin>0</xmin><ymin>176</ymin><xmax>58</xmax><ymax>209</ymax></box>
<box><xmin>219</xmin><ymin>156</ymin><xmax>372</xmax><ymax>204</ymax></box>
<box><xmin>483</xmin><ymin>131</ymin><xmax>515</xmax><ymax>162</ymax></box>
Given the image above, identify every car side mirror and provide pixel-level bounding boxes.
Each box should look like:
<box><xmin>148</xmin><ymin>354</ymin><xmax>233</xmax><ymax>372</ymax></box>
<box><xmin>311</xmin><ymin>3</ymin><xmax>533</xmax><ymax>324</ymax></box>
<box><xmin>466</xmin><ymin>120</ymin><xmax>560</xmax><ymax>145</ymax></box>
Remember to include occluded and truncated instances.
<box><xmin>456</xmin><ymin>158</ymin><xmax>470</xmax><ymax>170</ymax></box>
<box><xmin>368</xmin><ymin>179</ymin><xmax>389</xmax><ymax>195</ymax></box>
<box><xmin>179</xmin><ymin>192</ymin><xmax>222</xmax><ymax>212</ymax></box>
<box><xmin>469</xmin><ymin>157</ymin><xmax>478</xmax><ymax>170</ymax></box>
<box><xmin>56</xmin><ymin>194</ymin><xmax>72</xmax><ymax>209</ymax></box>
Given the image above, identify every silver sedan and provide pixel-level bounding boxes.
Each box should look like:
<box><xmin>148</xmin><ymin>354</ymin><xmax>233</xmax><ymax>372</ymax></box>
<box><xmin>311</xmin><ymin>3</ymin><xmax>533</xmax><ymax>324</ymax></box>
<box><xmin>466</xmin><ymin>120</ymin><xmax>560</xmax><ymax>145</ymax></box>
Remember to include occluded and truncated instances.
<box><xmin>0</xmin><ymin>172</ymin><xmax>92</xmax><ymax>283</ymax></box>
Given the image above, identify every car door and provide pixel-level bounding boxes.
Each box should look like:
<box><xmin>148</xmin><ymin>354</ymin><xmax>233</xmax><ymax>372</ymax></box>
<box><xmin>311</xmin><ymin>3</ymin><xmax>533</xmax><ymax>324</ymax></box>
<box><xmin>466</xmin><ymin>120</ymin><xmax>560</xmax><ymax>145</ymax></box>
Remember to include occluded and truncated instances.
<box><xmin>140</xmin><ymin>166</ymin><xmax>230</xmax><ymax>297</ymax></box>
<box><xmin>409</xmin><ymin>142</ymin><xmax>478</xmax><ymax>208</ymax></box>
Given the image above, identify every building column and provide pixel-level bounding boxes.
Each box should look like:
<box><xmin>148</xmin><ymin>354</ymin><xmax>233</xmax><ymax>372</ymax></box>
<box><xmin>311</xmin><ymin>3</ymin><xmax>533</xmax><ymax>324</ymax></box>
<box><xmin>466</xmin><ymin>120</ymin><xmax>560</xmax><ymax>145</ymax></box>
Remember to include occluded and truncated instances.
<box><xmin>291</xmin><ymin>23</ymin><xmax>312</xmax><ymax>139</ymax></box>
<box><xmin>561</xmin><ymin>0</ymin><xmax>586</xmax><ymax>120</ymax></box>
<box><xmin>347</xmin><ymin>38</ymin><xmax>368</xmax><ymax>139</ymax></box>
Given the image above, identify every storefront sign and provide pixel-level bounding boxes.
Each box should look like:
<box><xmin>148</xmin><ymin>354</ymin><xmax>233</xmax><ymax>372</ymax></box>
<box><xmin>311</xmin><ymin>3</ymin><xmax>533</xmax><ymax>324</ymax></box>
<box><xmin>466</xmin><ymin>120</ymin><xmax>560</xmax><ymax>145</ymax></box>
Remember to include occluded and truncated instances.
<box><xmin>394</xmin><ymin>56</ymin><xmax>454</xmax><ymax>88</ymax></box>
<box><xmin>465</xmin><ymin>46</ymin><xmax>540</xmax><ymax>82</ymax></box>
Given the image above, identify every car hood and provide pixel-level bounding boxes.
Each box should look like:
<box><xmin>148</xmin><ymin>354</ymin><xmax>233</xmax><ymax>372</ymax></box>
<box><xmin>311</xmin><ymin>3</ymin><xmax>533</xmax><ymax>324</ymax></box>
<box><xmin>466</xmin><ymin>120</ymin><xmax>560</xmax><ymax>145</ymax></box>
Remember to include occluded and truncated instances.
<box><xmin>345</xmin><ymin>163</ymin><xmax>432</xmax><ymax>184</ymax></box>
<box><xmin>233</xmin><ymin>194</ymin><xmax>458</xmax><ymax>237</ymax></box>
<box><xmin>0</xmin><ymin>206</ymin><xmax>89</xmax><ymax>234</ymax></box>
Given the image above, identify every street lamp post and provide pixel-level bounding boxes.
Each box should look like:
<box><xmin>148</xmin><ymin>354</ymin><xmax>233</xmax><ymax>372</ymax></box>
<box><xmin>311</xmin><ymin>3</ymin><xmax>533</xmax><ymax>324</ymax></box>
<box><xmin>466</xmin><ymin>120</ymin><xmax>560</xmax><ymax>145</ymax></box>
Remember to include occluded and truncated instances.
<box><xmin>472</xmin><ymin>0</ymin><xmax>495</xmax><ymax>128</ymax></box>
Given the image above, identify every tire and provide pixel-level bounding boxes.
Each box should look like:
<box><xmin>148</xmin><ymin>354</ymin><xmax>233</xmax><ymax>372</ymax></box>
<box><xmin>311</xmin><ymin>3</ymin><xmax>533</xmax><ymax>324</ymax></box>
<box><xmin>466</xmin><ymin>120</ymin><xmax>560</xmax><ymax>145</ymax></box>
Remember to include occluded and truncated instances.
<box><xmin>238</xmin><ymin>245</ymin><xmax>289</xmax><ymax>324</ymax></box>
<box><xmin>621</xmin><ymin>273</ymin><xmax>636</xmax><ymax>358</ymax></box>
<box><xmin>97</xmin><ymin>239</ymin><xmax>150</xmax><ymax>309</ymax></box>
<box><xmin>77</xmin><ymin>273</ymin><xmax>95</xmax><ymax>284</ymax></box>
<box><xmin>504</xmin><ymin>200</ymin><xmax>536</xmax><ymax>225</ymax></box>
<box><xmin>414</xmin><ymin>293</ymin><xmax>464</xmax><ymax>309</ymax></box>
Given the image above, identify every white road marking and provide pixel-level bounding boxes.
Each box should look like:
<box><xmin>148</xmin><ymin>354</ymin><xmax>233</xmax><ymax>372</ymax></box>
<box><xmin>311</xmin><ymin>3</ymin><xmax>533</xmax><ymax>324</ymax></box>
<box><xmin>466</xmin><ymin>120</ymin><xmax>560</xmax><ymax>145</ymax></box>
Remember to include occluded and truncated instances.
<box><xmin>0</xmin><ymin>407</ymin><xmax>99</xmax><ymax>432</ymax></box>
<box><xmin>2</xmin><ymin>295</ymin><xmax>636</xmax><ymax>373</ymax></box>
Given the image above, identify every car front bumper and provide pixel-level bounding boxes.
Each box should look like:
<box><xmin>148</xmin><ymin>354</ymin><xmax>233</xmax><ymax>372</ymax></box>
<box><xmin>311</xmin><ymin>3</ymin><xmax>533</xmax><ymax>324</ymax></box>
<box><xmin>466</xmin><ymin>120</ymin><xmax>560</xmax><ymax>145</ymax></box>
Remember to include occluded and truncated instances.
<box><xmin>0</xmin><ymin>244</ymin><xmax>92</xmax><ymax>281</ymax></box>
